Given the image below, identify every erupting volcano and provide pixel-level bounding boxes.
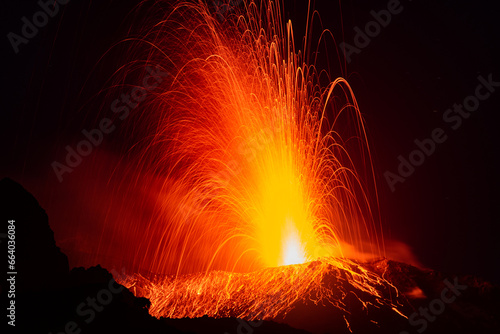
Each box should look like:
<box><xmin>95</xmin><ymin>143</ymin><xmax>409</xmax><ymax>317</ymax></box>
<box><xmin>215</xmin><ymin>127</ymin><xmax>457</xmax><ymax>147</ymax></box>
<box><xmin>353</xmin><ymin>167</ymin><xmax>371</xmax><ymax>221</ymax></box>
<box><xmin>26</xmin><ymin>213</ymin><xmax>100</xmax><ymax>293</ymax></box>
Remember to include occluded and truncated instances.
<box><xmin>98</xmin><ymin>0</ymin><xmax>400</xmax><ymax>328</ymax></box>
<box><xmin>3</xmin><ymin>1</ymin><xmax>499</xmax><ymax>333</ymax></box>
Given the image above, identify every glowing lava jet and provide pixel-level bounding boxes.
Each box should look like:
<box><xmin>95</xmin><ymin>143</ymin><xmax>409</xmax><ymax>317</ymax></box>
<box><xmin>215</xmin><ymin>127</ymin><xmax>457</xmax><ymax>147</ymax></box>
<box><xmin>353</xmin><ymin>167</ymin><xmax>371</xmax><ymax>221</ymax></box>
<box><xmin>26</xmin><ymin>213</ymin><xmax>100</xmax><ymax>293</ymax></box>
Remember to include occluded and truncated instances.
<box><xmin>99</xmin><ymin>0</ymin><xmax>402</xmax><ymax>325</ymax></box>
<box><xmin>108</xmin><ymin>0</ymin><xmax>383</xmax><ymax>276</ymax></box>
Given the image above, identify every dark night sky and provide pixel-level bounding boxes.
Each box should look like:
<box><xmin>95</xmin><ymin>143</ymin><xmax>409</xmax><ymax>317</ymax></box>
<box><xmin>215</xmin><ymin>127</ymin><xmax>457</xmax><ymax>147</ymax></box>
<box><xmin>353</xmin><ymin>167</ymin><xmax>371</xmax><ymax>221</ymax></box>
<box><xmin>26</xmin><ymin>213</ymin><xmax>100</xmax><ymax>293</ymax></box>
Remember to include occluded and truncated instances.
<box><xmin>1</xmin><ymin>1</ymin><xmax>499</xmax><ymax>282</ymax></box>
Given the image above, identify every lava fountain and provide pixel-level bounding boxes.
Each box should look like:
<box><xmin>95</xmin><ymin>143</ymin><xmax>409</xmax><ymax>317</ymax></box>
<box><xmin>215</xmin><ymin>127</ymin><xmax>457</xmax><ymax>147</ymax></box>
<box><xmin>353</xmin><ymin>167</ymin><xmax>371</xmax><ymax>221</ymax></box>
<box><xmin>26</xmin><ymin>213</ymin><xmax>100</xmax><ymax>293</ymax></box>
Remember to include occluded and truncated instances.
<box><xmin>92</xmin><ymin>0</ymin><xmax>405</xmax><ymax>325</ymax></box>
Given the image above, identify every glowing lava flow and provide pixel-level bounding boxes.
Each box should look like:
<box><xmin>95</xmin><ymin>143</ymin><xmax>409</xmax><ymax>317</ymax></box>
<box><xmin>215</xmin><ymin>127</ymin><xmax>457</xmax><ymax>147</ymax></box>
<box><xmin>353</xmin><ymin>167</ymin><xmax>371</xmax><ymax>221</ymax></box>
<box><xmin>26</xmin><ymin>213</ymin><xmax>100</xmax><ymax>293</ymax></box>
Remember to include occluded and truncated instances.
<box><xmin>119</xmin><ymin>258</ymin><xmax>405</xmax><ymax>321</ymax></box>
